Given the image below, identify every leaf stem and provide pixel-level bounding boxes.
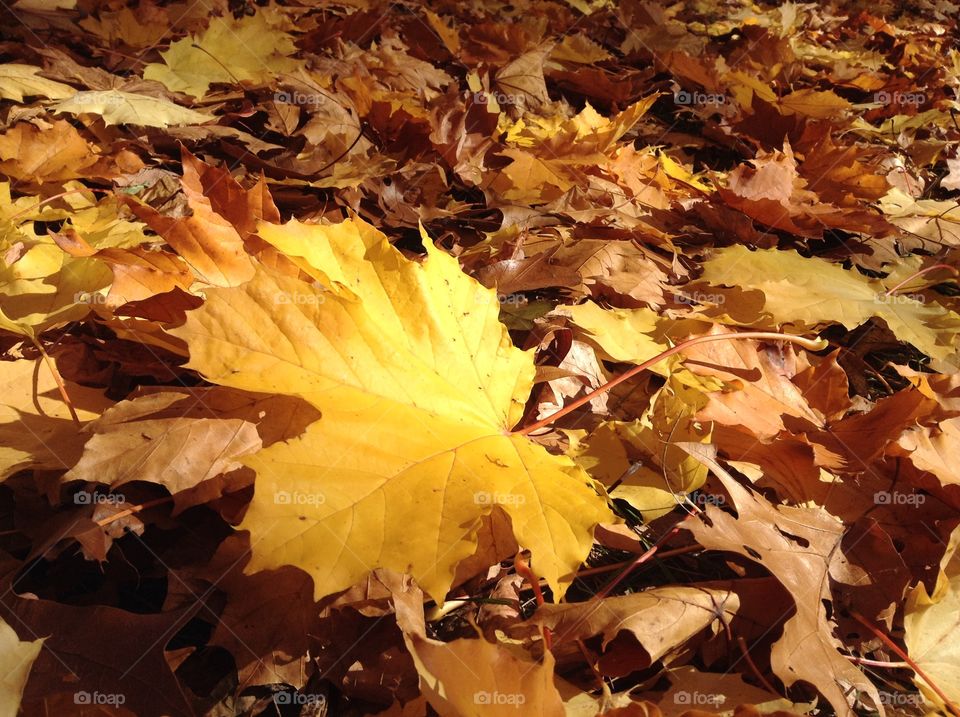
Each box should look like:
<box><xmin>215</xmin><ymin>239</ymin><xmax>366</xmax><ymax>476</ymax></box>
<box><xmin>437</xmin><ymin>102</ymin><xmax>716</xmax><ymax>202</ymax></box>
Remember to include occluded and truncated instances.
<box><xmin>30</xmin><ymin>337</ymin><xmax>79</xmax><ymax>427</ymax></box>
<box><xmin>884</xmin><ymin>263</ymin><xmax>958</xmax><ymax>296</ymax></box>
<box><xmin>737</xmin><ymin>635</ymin><xmax>780</xmax><ymax>696</ymax></box>
<box><xmin>844</xmin><ymin>655</ymin><xmax>910</xmax><ymax>669</ymax></box>
<box><xmin>515</xmin><ymin>554</ymin><xmax>552</xmax><ymax>650</ymax></box>
<box><xmin>512</xmin><ymin>331</ymin><xmax>828</xmax><ymax>435</ymax></box>
<box><xmin>575</xmin><ymin>544</ymin><xmax>701</xmax><ymax>578</ymax></box>
<box><xmin>94</xmin><ymin>496</ymin><xmax>173</xmax><ymax>527</ymax></box>
<box><xmin>849</xmin><ymin>610</ymin><xmax>960</xmax><ymax>717</ymax></box>
<box><xmin>592</xmin><ymin>513</ymin><xmax>697</xmax><ymax>601</ymax></box>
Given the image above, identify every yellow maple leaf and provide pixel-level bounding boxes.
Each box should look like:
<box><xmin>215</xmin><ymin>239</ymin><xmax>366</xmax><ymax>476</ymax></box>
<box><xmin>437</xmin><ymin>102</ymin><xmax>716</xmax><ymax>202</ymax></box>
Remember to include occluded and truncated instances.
<box><xmin>53</xmin><ymin>90</ymin><xmax>214</xmax><ymax>128</ymax></box>
<box><xmin>0</xmin><ymin>64</ymin><xmax>73</xmax><ymax>102</ymax></box>
<box><xmin>0</xmin><ymin>184</ymin><xmax>112</xmax><ymax>337</ymax></box>
<box><xmin>143</xmin><ymin>12</ymin><xmax>297</xmax><ymax>99</ymax></box>
<box><xmin>699</xmin><ymin>246</ymin><xmax>960</xmax><ymax>372</ymax></box>
<box><xmin>171</xmin><ymin>218</ymin><xmax>612</xmax><ymax>601</ymax></box>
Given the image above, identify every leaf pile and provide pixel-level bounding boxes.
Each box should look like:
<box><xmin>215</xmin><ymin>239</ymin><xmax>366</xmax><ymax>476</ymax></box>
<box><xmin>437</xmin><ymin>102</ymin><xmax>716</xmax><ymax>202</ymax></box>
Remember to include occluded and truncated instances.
<box><xmin>1</xmin><ymin>0</ymin><xmax>960</xmax><ymax>716</ymax></box>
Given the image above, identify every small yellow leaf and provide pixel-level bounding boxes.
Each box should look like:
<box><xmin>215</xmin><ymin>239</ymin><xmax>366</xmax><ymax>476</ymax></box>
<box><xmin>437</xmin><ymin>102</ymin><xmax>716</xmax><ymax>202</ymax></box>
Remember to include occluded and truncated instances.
<box><xmin>0</xmin><ymin>617</ymin><xmax>43</xmax><ymax>717</ymax></box>
<box><xmin>54</xmin><ymin>90</ymin><xmax>214</xmax><ymax>128</ymax></box>
<box><xmin>0</xmin><ymin>64</ymin><xmax>73</xmax><ymax>102</ymax></box>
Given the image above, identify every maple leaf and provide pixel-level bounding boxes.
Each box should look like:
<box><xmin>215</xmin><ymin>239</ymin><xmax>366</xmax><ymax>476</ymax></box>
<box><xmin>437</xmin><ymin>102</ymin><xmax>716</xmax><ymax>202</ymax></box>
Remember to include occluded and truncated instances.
<box><xmin>53</xmin><ymin>90</ymin><xmax>214</xmax><ymax>128</ymax></box>
<box><xmin>62</xmin><ymin>390</ymin><xmax>262</xmax><ymax>510</ymax></box>
<box><xmin>171</xmin><ymin>217</ymin><xmax>612</xmax><ymax>601</ymax></box>
<box><xmin>5</xmin><ymin>2</ymin><xmax>960</xmax><ymax>712</ymax></box>
<box><xmin>0</xmin><ymin>590</ymin><xmax>201</xmax><ymax>717</ymax></box>
<box><xmin>143</xmin><ymin>11</ymin><xmax>297</xmax><ymax>99</ymax></box>
<box><xmin>0</xmin><ymin>63</ymin><xmax>73</xmax><ymax>102</ymax></box>
<box><xmin>393</xmin><ymin>573</ymin><xmax>566</xmax><ymax>717</ymax></box>
<box><xmin>125</xmin><ymin>150</ymin><xmax>267</xmax><ymax>287</ymax></box>
<box><xmin>699</xmin><ymin>245</ymin><xmax>960</xmax><ymax>372</ymax></box>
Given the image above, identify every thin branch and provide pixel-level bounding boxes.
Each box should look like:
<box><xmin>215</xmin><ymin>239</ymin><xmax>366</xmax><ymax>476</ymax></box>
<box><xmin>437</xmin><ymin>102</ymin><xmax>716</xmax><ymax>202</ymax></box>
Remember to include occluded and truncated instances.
<box><xmin>512</xmin><ymin>332</ymin><xmax>828</xmax><ymax>436</ymax></box>
<box><xmin>850</xmin><ymin>610</ymin><xmax>960</xmax><ymax>717</ymax></box>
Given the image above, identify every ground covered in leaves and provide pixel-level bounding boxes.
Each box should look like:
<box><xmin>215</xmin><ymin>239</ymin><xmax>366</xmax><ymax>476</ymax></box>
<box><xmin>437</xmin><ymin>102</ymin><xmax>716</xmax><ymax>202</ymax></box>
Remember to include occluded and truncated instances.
<box><xmin>2</xmin><ymin>0</ymin><xmax>960</xmax><ymax>715</ymax></box>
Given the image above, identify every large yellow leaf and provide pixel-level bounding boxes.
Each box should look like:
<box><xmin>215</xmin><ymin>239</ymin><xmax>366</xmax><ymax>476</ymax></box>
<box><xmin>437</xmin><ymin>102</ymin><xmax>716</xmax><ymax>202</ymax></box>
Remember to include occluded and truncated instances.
<box><xmin>171</xmin><ymin>218</ymin><xmax>612</xmax><ymax>601</ymax></box>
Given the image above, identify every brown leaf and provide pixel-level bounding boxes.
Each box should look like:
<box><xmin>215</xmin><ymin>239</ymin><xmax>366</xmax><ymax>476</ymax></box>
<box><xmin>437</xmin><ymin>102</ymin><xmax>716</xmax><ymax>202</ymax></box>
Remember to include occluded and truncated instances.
<box><xmin>679</xmin><ymin>444</ymin><xmax>884</xmax><ymax>716</ymax></box>
<box><xmin>531</xmin><ymin>586</ymin><xmax>739</xmax><ymax>677</ymax></box>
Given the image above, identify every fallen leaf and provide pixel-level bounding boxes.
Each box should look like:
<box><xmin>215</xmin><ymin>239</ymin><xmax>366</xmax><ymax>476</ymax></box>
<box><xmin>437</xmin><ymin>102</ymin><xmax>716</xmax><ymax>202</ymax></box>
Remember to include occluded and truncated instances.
<box><xmin>53</xmin><ymin>90</ymin><xmax>214</xmax><ymax>128</ymax></box>
<box><xmin>171</xmin><ymin>217</ymin><xmax>612</xmax><ymax>601</ymax></box>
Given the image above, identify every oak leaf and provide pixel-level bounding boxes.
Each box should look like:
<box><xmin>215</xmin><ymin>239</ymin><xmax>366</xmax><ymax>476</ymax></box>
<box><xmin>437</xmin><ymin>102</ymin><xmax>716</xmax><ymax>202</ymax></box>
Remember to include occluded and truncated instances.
<box><xmin>680</xmin><ymin>444</ymin><xmax>883</xmax><ymax>716</ymax></box>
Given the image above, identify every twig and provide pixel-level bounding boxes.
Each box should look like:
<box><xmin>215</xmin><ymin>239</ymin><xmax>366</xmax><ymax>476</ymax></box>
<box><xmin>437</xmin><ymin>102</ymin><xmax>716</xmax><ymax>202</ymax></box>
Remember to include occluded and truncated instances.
<box><xmin>575</xmin><ymin>544</ymin><xmax>701</xmax><ymax>578</ymax></box>
<box><xmin>737</xmin><ymin>635</ymin><xmax>780</xmax><ymax>696</ymax></box>
<box><xmin>845</xmin><ymin>655</ymin><xmax>910</xmax><ymax>669</ymax></box>
<box><xmin>850</xmin><ymin>610</ymin><xmax>960</xmax><ymax>717</ymax></box>
<box><xmin>9</xmin><ymin>188</ymin><xmax>109</xmax><ymax>221</ymax></box>
<box><xmin>512</xmin><ymin>332</ymin><xmax>828</xmax><ymax>435</ymax></box>
<box><xmin>592</xmin><ymin>513</ymin><xmax>698</xmax><ymax>601</ymax></box>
